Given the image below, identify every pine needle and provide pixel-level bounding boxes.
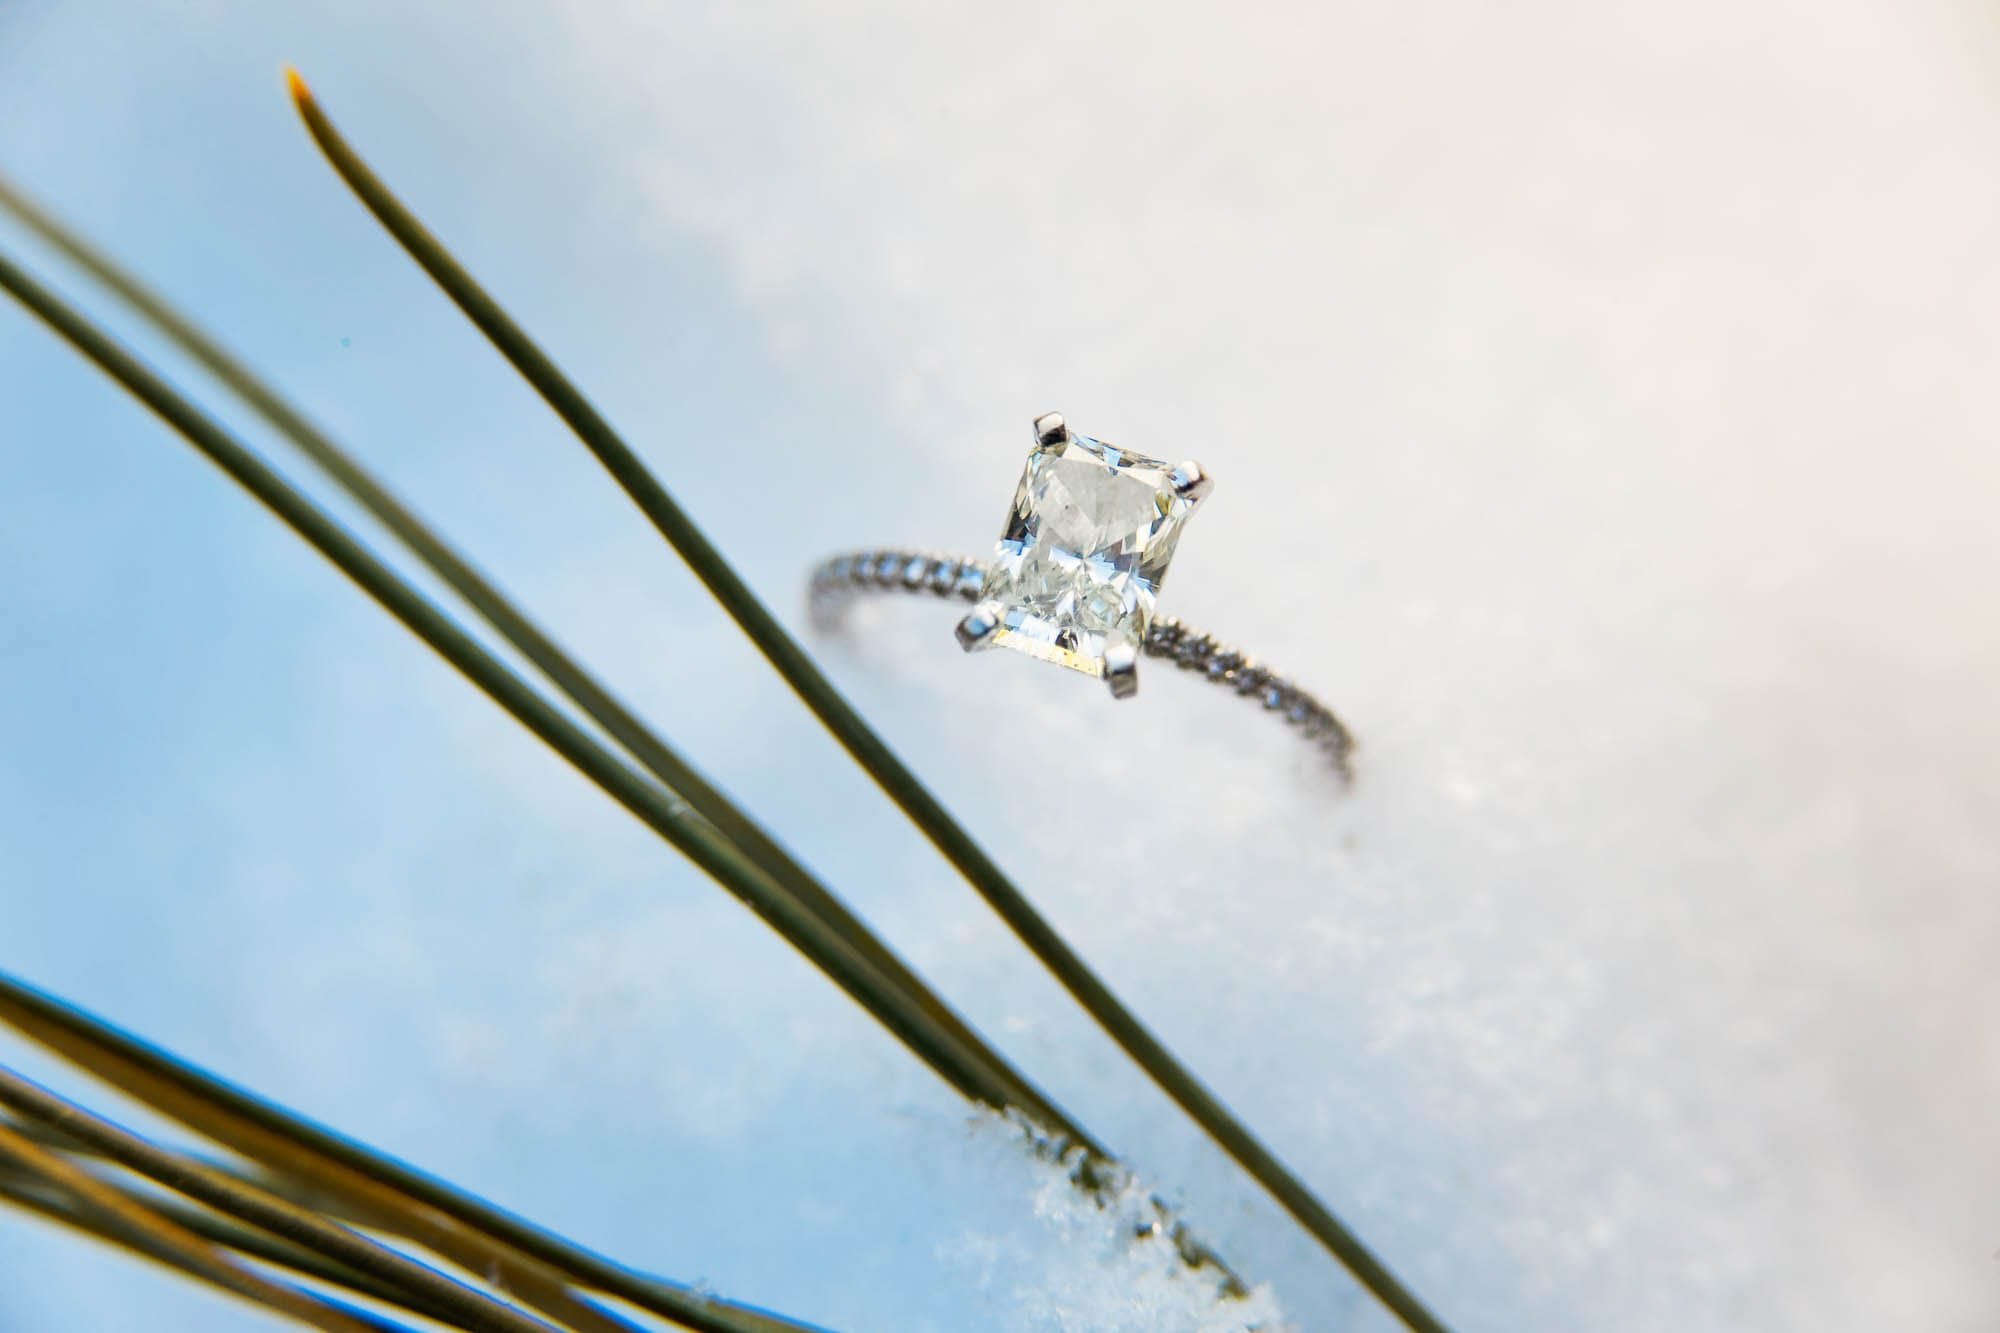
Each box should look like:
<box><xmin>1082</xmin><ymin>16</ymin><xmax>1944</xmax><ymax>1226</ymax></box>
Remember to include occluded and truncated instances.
<box><xmin>0</xmin><ymin>973</ymin><xmax>826</xmax><ymax>1333</ymax></box>
<box><xmin>284</xmin><ymin>67</ymin><xmax>1446</xmax><ymax>1333</ymax></box>
<box><xmin>0</xmin><ymin>169</ymin><xmax>1245</xmax><ymax>1289</ymax></box>
<box><xmin>0</xmin><ymin>1116</ymin><xmax>390</xmax><ymax>1333</ymax></box>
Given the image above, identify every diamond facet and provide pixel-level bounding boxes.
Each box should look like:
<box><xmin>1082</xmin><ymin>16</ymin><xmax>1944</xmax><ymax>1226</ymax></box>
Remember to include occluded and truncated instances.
<box><xmin>978</xmin><ymin>428</ymin><xmax>1202</xmax><ymax>678</ymax></box>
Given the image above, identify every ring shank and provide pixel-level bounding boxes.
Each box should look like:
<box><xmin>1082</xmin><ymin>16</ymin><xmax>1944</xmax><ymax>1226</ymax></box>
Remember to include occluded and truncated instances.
<box><xmin>809</xmin><ymin>548</ymin><xmax>1355</xmax><ymax>777</ymax></box>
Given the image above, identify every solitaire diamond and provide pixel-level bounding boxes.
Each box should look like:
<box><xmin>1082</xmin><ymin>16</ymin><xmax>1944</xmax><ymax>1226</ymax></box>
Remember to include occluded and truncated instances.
<box><xmin>977</xmin><ymin>426</ymin><xmax>1202</xmax><ymax>679</ymax></box>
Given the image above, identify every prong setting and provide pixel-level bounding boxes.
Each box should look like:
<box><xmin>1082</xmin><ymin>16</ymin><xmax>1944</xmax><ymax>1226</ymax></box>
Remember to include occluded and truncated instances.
<box><xmin>955</xmin><ymin>601</ymin><xmax>1004</xmax><ymax>652</ymax></box>
<box><xmin>1168</xmin><ymin>460</ymin><xmax>1214</xmax><ymax>504</ymax></box>
<box><xmin>1032</xmin><ymin>411</ymin><xmax>1069</xmax><ymax>448</ymax></box>
<box><xmin>1103</xmin><ymin>639</ymin><xmax>1140</xmax><ymax>699</ymax></box>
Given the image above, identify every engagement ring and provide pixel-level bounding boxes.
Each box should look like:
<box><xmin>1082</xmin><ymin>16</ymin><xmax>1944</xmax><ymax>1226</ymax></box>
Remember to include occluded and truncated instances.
<box><xmin>809</xmin><ymin>413</ymin><xmax>1354</xmax><ymax>776</ymax></box>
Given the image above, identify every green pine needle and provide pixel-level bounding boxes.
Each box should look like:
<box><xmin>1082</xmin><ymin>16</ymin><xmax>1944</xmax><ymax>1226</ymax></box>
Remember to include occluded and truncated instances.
<box><xmin>285</xmin><ymin>68</ymin><xmax>1444</xmax><ymax>1333</ymax></box>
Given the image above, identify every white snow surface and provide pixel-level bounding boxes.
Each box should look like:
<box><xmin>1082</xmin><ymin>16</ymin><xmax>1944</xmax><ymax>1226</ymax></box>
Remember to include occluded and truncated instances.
<box><xmin>0</xmin><ymin>2</ymin><xmax>1996</xmax><ymax>1330</ymax></box>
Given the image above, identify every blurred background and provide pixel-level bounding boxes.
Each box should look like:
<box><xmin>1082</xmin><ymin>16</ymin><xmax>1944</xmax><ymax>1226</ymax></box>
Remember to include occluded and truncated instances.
<box><xmin>2</xmin><ymin>2</ymin><xmax>1996</xmax><ymax>1329</ymax></box>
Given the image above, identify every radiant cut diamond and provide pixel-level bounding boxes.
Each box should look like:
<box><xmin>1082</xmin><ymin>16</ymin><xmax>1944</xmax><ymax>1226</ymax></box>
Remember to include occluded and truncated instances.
<box><xmin>979</xmin><ymin>429</ymin><xmax>1200</xmax><ymax>677</ymax></box>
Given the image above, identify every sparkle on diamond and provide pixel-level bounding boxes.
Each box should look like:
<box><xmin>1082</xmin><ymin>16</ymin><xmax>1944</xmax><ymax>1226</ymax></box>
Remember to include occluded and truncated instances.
<box><xmin>982</xmin><ymin>432</ymin><xmax>1196</xmax><ymax>677</ymax></box>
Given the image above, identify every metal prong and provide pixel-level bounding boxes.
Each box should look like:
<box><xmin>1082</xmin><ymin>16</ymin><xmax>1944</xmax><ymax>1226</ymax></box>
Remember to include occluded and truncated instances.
<box><xmin>1104</xmin><ymin>639</ymin><xmax>1140</xmax><ymax>699</ymax></box>
<box><xmin>1168</xmin><ymin>460</ymin><xmax>1214</xmax><ymax>504</ymax></box>
<box><xmin>1033</xmin><ymin>412</ymin><xmax>1069</xmax><ymax>447</ymax></box>
<box><xmin>955</xmin><ymin>601</ymin><xmax>1004</xmax><ymax>652</ymax></box>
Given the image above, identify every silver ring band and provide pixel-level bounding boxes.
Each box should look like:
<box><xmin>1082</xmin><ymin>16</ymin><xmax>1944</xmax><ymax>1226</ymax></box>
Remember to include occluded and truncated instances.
<box><xmin>808</xmin><ymin>548</ymin><xmax>1356</xmax><ymax>777</ymax></box>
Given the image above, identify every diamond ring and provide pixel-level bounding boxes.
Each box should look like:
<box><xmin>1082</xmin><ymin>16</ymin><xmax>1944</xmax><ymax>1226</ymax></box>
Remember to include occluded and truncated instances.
<box><xmin>808</xmin><ymin>413</ymin><xmax>1355</xmax><ymax>776</ymax></box>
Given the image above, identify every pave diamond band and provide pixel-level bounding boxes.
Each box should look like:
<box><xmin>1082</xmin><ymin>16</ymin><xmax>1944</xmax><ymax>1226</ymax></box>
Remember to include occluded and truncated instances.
<box><xmin>809</xmin><ymin>548</ymin><xmax>1356</xmax><ymax>776</ymax></box>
